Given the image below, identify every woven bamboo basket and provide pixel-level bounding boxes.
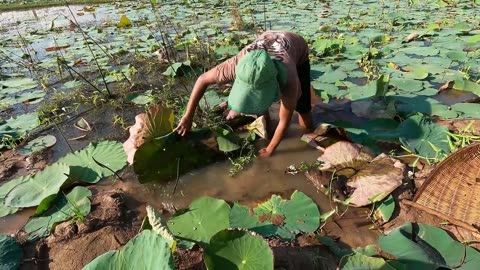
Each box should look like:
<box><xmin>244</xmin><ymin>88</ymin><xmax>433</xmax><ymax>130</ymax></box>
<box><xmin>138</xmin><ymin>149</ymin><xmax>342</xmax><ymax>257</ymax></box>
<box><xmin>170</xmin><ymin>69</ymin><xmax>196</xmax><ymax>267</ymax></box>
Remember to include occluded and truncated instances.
<box><xmin>414</xmin><ymin>143</ymin><xmax>480</xmax><ymax>227</ymax></box>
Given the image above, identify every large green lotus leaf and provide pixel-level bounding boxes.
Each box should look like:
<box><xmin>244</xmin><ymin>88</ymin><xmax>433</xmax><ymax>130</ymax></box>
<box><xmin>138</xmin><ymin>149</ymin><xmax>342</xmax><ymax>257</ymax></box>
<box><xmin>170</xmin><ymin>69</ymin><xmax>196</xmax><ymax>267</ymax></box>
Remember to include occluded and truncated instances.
<box><xmin>390</xmin><ymin>78</ymin><xmax>424</xmax><ymax>92</ymax></box>
<box><xmin>83</xmin><ymin>230</ymin><xmax>175</xmax><ymax>270</ymax></box>
<box><xmin>59</xmin><ymin>140</ymin><xmax>127</xmax><ymax>183</ymax></box>
<box><xmin>348</xmin><ymin>75</ymin><xmax>389</xmax><ymax>101</ymax></box>
<box><xmin>133</xmin><ymin>130</ymin><xmax>220</xmax><ymax>183</ymax></box>
<box><xmin>0</xmin><ymin>235</ymin><xmax>23</xmax><ymax>270</ymax></box>
<box><xmin>4</xmin><ymin>163</ymin><xmax>70</xmax><ymax>208</ymax></box>
<box><xmin>0</xmin><ymin>176</ymin><xmax>27</xmax><ymax>217</ymax></box>
<box><xmin>446</xmin><ymin>51</ymin><xmax>468</xmax><ymax>62</ymax></box>
<box><xmin>229</xmin><ymin>203</ymin><xmax>278</xmax><ymax>237</ymax></box>
<box><xmin>215</xmin><ymin>45</ymin><xmax>240</xmax><ymax>59</ymax></box>
<box><xmin>390</xmin><ymin>96</ymin><xmax>457</xmax><ymax>118</ymax></box>
<box><xmin>282</xmin><ymin>190</ymin><xmax>321</xmax><ymax>233</ymax></box>
<box><xmin>167</xmin><ymin>197</ymin><xmax>230</xmax><ymax>245</ymax></box>
<box><xmin>204</xmin><ymin>229</ymin><xmax>274</xmax><ymax>270</ymax></box>
<box><xmin>340</xmin><ymin>252</ymin><xmax>398</xmax><ymax>270</ymax></box>
<box><xmin>17</xmin><ymin>135</ymin><xmax>56</xmax><ymax>156</ymax></box>
<box><xmin>402</xmin><ymin>66</ymin><xmax>429</xmax><ymax>80</ymax></box>
<box><xmin>25</xmin><ymin>186</ymin><xmax>92</xmax><ymax>241</ymax></box>
<box><xmin>123</xmin><ymin>105</ymin><xmax>174</xmax><ymax>164</ymax></box>
<box><xmin>317</xmin><ymin>69</ymin><xmax>348</xmax><ymax>83</ymax></box>
<box><xmin>0</xmin><ymin>89</ymin><xmax>45</xmax><ymax>106</ymax></box>
<box><xmin>451</xmin><ymin>103</ymin><xmax>480</xmax><ymax>118</ymax></box>
<box><xmin>398</xmin><ymin>114</ymin><xmax>450</xmax><ymax>160</ymax></box>
<box><xmin>402</xmin><ymin>46</ymin><xmax>439</xmax><ymax>56</ymax></box>
<box><xmin>379</xmin><ymin>223</ymin><xmax>480</xmax><ymax>269</ymax></box>
<box><xmin>0</xmin><ymin>77</ymin><xmax>37</xmax><ymax>93</ymax></box>
<box><xmin>453</xmin><ymin>79</ymin><xmax>480</xmax><ymax>96</ymax></box>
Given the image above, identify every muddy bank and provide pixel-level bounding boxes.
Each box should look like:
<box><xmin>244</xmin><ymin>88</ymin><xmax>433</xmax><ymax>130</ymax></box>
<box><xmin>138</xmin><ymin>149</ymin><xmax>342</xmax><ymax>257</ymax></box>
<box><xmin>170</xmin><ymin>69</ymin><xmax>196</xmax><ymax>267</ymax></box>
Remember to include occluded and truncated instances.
<box><xmin>17</xmin><ymin>188</ymin><xmax>337</xmax><ymax>270</ymax></box>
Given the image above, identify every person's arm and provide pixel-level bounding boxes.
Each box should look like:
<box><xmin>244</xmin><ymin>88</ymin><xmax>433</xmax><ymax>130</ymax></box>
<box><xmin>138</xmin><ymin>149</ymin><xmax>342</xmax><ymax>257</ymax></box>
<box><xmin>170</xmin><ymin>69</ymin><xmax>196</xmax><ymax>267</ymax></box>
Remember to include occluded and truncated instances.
<box><xmin>259</xmin><ymin>65</ymin><xmax>300</xmax><ymax>157</ymax></box>
<box><xmin>174</xmin><ymin>68</ymin><xmax>217</xmax><ymax>136</ymax></box>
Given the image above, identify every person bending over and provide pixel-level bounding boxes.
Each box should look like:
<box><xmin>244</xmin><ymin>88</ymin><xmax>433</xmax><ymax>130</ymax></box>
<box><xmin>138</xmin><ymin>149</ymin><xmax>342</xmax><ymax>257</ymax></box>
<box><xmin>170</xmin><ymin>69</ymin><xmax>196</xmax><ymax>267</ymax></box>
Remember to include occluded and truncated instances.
<box><xmin>175</xmin><ymin>31</ymin><xmax>312</xmax><ymax>157</ymax></box>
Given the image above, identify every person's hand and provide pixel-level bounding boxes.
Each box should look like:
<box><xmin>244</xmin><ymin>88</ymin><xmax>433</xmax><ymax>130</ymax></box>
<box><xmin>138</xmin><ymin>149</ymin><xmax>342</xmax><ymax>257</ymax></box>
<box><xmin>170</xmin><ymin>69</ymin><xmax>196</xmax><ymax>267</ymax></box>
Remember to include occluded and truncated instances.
<box><xmin>258</xmin><ymin>147</ymin><xmax>273</xmax><ymax>157</ymax></box>
<box><xmin>174</xmin><ymin>115</ymin><xmax>193</xmax><ymax>136</ymax></box>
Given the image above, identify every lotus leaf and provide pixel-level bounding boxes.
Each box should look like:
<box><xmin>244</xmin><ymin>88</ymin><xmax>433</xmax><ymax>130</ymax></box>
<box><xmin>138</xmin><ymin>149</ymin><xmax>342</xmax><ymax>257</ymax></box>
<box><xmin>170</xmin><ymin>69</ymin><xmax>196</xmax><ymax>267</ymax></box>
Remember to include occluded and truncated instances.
<box><xmin>59</xmin><ymin>140</ymin><xmax>127</xmax><ymax>183</ymax></box>
<box><xmin>0</xmin><ymin>176</ymin><xmax>26</xmax><ymax>217</ymax></box>
<box><xmin>126</xmin><ymin>90</ymin><xmax>154</xmax><ymax>105</ymax></box>
<box><xmin>199</xmin><ymin>90</ymin><xmax>227</xmax><ymax>111</ymax></box>
<box><xmin>379</xmin><ymin>223</ymin><xmax>480</xmax><ymax>269</ymax></box>
<box><xmin>163</xmin><ymin>61</ymin><xmax>191</xmax><ymax>77</ymax></box>
<box><xmin>25</xmin><ymin>186</ymin><xmax>92</xmax><ymax>240</ymax></box>
<box><xmin>402</xmin><ymin>46</ymin><xmax>439</xmax><ymax>56</ymax></box>
<box><xmin>123</xmin><ymin>105</ymin><xmax>174</xmax><ymax>164</ymax></box>
<box><xmin>451</xmin><ymin>103</ymin><xmax>480</xmax><ymax>118</ymax></box>
<box><xmin>0</xmin><ymin>77</ymin><xmax>37</xmax><ymax>93</ymax></box>
<box><xmin>214</xmin><ymin>127</ymin><xmax>241</xmax><ymax>152</ymax></box>
<box><xmin>340</xmin><ymin>252</ymin><xmax>398</xmax><ymax>270</ymax></box>
<box><xmin>17</xmin><ymin>135</ymin><xmax>56</xmax><ymax>156</ymax></box>
<box><xmin>317</xmin><ymin>69</ymin><xmax>348</xmax><ymax>84</ymax></box>
<box><xmin>83</xmin><ymin>230</ymin><xmax>175</xmax><ymax>270</ymax></box>
<box><xmin>204</xmin><ymin>229</ymin><xmax>274</xmax><ymax>270</ymax></box>
<box><xmin>453</xmin><ymin>79</ymin><xmax>480</xmax><ymax>96</ymax></box>
<box><xmin>398</xmin><ymin>114</ymin><xmax>450</xmax><ymax>160</ymax></box>
<box><xmin>146</xmin><ymin>205</ymin><xmax>176</xmax><ymax>251</ymax></box>
<box><xmin>0</xmin><ymin>112</ymin><xmax>39</xmax><ymax>149</ymax></box>
<box><xmin>230</xmin><ymin>191</ymin><xmax>320</xmax><ymax>240</ymax></box>
<box><xmin>0</xmin><ymin>235</ymin><xmax>23</xmax><ymax>270</ymax></box>
<box><xmin>318</xmin><ymin>141</ymin><xmax>374</xmax><ymax>172</ymax></box>
<box><xmin>167</xmin><ymin>196</ymin><xmax>230</xmax><ymax>245</ymax></box>
<box><xmin>4</xmin><ymin>163</ymin><xmax>70</xmax><ymax>208</ymax></box>
<box><xmin>390</xmin><ymin>78</ymin><xmax>424</xmax><ymax>92</ymax></box>
<box><xmin>375</xmin><ymin>195</ymin><xmax>395</xmax><ymax>222</ymax></box>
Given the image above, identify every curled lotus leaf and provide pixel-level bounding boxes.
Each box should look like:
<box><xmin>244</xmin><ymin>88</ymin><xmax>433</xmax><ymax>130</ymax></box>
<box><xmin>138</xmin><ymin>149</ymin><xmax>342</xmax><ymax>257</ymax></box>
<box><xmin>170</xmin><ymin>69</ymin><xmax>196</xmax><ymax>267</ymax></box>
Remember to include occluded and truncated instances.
<box><xmin>123</xmin><ymin>105</ymin><xmax>174</xmax><ymax>164</ymax></box>
<box><xmin>317</xmin><ymin>141</ymin><xmax>374</xmax><ymax>173</ymax></box>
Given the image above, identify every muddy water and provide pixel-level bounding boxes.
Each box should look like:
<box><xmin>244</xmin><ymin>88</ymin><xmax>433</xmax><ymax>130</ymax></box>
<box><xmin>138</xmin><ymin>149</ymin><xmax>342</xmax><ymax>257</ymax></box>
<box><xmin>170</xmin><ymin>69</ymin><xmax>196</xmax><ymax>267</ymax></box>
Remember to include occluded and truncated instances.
<box><xmin>0</xmin><ymin>109</ymin><xmax>379</xmax><ymax>248</ymax></box>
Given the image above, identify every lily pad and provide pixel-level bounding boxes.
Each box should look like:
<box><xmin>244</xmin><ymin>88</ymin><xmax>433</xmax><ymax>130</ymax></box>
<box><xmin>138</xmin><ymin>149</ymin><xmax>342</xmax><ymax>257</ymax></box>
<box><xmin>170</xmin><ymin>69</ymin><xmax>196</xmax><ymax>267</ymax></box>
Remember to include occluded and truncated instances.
<box><xmin>390</xmin><ymin>78</ymin><xmax>424</xmax><ymax>92</ymax></box>
<box><xmin>4</xmin><ymin>163</ymin><xmax>70</xmax><ymax>208</ymax></box>
<box><xmin>126</xmin><ymin>90</ymin><xmax>154</xmax><ymax>105</ymax></box>
<box><xmin>0</xmin><ymin>77</ymin><xmax>37</xmax><ymax>93</ymax></box>
<box><xmin>0</xmin><ymin>235</ymin><xmax>23</xmax><ymax>270</ymax></box>
<box><xmin>167</xmin><ymin>196</ymin><xmax>230</xmax><ymax>245</ymax></box>
<box><xmin>83</xmin><ymin>230</ymin><xmax>175</xmax><ymax>270</ymax></box>
<box><xmin>59</xmin><ymin>140</ymin><xmax>127</xmax><ymax>183</ymax></box>
<box><xmin>17</xmin><ymin>135</ymin><xmax>56</xmax><ymax>156</ymax></box>
<box><xmin>204</xmin><ymin>229</ymin><xmax>274</xmax><ymax>270</ymax></box>
<box><xmin>451</xmin><ymin>103</ymin><xmax>480</xmax><ymax>118</ymax></box>
<box><xmin>25</xmin><ymin>186</ymin><xmax>92</xmax><ymax>240</ymax></box>
<box><xmin>375</xmin><ymin>195</ymin><xmax>395</xmax><ymax>222</ymax></box>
